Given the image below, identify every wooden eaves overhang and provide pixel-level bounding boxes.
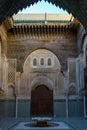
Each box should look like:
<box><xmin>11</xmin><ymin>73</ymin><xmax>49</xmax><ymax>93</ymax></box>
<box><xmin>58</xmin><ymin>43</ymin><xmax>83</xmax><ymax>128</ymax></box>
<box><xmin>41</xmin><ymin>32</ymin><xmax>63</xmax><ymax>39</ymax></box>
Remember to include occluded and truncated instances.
<box><xmin>7</xmin><ymin>17</ymin><xmax>80</xmax><ymax>40</ymax></box>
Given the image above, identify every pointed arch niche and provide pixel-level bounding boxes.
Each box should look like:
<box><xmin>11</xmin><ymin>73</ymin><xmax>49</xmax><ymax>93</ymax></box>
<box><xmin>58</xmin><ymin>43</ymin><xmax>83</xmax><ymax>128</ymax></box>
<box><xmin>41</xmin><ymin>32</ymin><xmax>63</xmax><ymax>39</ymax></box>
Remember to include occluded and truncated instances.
<box><xmin>23</xmin><ymin>49</ymin><xmax>61</xmax><ymax>72</ymax></box>
<box><xmin>20</xmin><ymin>49</ymin><xmax>61</xmax><ymax>96</ymax></box>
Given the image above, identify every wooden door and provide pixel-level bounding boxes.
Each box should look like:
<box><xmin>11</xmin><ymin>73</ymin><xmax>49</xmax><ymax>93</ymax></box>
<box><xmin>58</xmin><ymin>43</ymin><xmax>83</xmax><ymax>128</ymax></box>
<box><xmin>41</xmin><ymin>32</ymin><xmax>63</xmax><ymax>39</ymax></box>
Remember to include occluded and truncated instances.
<box><xmin>31</xmin><ymin>85</ymin><xmax>53</xmax><ymax>117</ymax></box>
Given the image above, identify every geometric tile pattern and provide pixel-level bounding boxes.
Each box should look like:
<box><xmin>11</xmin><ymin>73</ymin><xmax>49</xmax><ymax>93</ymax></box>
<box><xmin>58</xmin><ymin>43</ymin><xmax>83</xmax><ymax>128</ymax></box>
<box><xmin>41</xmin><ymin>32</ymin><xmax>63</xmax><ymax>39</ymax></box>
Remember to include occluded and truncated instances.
<box><xmin>8</xmin><ymin>59</ymin><xmax>17</xmax><ymax>83</ymax></box>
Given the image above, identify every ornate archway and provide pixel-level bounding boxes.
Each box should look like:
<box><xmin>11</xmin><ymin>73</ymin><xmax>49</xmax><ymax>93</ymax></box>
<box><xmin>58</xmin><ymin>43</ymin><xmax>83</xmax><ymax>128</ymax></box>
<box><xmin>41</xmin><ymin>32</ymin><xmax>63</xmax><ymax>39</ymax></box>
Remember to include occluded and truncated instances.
<box><xmin>31</xmin><ymin>84</ymin><xmax>53</xmax><ymax>117</ymax></box>
<box><xmin>0</xmin><ymin>0</ymin><xmax>87</xmax><ymax>31</ymax></box>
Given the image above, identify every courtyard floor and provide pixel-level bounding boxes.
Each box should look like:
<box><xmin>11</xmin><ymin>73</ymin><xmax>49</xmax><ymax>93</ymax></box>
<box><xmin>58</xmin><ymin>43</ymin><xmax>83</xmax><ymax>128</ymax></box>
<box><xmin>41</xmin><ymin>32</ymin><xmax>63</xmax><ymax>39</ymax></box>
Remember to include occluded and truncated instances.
<box><xmin>0</xmin><ymin>117</ymin><xmax>87</xmax><ymax>130</ymax></box>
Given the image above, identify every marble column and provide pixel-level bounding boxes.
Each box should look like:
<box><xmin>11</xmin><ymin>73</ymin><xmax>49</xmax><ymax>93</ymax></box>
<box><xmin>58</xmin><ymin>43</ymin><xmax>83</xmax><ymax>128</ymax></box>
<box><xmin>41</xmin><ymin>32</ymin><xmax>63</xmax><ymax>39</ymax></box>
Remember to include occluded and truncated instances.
<box><xmin>16</xmin><ymin>72</ymin><xmax>21</xmax><ymax>96</ymax></box>
<box><xmin>15</xmin><ymin>96</ymin><xmax>18</xmax><ymax>118</ymax></box>
<box><xmin>76</xmin><ymin>58</ymin><xmax>80</xmax><ymax>92</ymax></box>
<box><xmin>64</xmin><ymin>72</ymin><xmax>69</xmax><ymax>118</ymax></box>
<box><xmin>84</xmin><ymin>96</ymin><xmax>87</xmax><ymax>118</ymax></box>
<box><xmin>2</xmin><ymin>55</ymin><xmax>8</xmax><ymax>95</ymax></box>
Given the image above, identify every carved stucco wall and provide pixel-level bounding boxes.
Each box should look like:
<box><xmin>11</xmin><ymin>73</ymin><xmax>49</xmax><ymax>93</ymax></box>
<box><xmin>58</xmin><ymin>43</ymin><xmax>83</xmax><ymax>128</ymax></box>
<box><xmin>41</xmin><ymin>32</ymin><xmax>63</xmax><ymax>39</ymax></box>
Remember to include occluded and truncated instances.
<box><xmin>0</xmin><ymin>21</ymin><xmax>85</xmax><ymax>98</ymax></box>
<box><xmin>7</xmin><ymin>29</ymin><xmax>77</xmax><ymax>72</ymax></box>
<box><xmin>19</xmin><ymin>49</ymin><xmax>65</xmax><ymax>97</ymax></box>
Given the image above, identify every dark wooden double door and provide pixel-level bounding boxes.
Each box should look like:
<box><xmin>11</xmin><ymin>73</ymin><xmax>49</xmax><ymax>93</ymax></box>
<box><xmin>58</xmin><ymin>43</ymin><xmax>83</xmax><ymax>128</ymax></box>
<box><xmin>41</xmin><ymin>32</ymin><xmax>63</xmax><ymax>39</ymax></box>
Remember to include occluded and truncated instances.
<box><xmin>31</xmin><ymin>85</ymin><xmax>53</xmax><ymax>117</ymax></box>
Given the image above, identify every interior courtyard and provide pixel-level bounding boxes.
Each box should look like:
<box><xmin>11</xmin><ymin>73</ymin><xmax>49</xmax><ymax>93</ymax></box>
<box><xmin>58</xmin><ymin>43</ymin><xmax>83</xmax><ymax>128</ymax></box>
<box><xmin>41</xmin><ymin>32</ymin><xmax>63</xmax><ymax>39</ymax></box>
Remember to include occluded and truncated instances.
<box><xmin>0</xmin><ymin>0</ymin><xmax>87</xmax><ymax>130</ymax></box>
